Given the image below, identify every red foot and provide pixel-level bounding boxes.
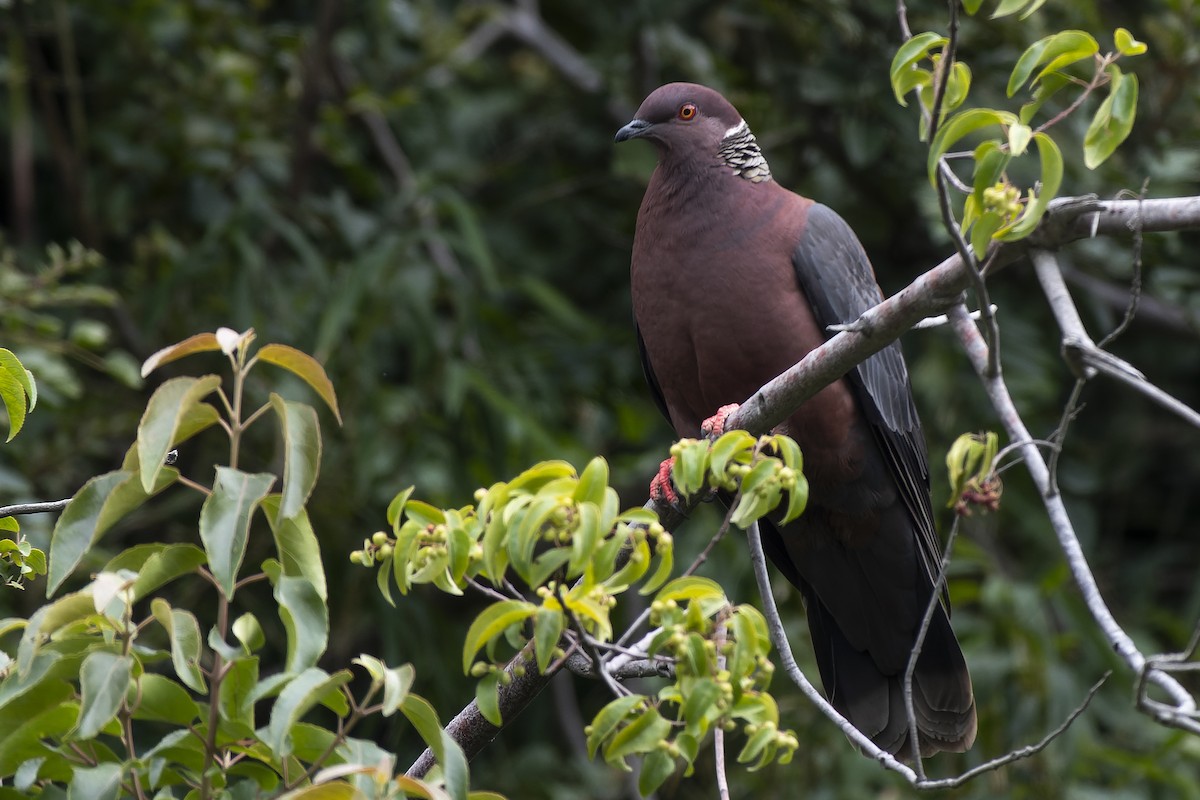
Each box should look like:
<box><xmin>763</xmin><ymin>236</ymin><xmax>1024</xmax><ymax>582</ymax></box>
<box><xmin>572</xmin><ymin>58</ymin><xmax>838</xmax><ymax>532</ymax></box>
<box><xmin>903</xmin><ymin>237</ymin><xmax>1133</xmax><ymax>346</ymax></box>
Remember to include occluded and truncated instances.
<box><xmin>701</xmin><ymin>403</ymin><xmax>740</xmax><ymax>438</ymax></box>
<box><xmin>649</xmin><ymin>456</ymin><xmax>680</xmax><ymax>507</ymax></box>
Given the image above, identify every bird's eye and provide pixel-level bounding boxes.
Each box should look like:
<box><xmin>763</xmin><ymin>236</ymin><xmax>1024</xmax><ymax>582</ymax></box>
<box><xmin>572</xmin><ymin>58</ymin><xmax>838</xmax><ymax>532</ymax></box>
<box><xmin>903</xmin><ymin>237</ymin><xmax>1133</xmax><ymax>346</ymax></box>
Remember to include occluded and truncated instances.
<box><xmin>677</xmin><ymin>103</ymin><xmax>697</xmax><ymax>121</ymax></box>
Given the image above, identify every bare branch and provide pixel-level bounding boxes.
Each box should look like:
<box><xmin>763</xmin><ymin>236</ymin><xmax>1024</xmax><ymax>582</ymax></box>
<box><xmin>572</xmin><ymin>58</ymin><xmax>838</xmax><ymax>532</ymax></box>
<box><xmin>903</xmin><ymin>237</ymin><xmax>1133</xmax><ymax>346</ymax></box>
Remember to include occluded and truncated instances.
<box><xmin>948</xmin><ymin>303</ymin><xmax>1197</xmax><ymax>714</ymax></box>
<box><xmin>0</xmin><ymin>499</ymin><xmax>70</xmax><ymax>517</ymax></box>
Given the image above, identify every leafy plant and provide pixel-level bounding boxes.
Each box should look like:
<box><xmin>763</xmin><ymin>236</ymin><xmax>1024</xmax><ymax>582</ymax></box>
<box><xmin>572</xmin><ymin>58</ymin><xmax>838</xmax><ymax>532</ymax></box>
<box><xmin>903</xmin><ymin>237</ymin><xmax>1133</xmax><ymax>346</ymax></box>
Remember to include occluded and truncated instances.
<box><xmin>891</xmin><ymin>10</ymin><xmax>1148</xmax><ymax>256</ymax></box>
<box><xmin>0</xmin><ymin>329</ymin><xmax>497</xmax><ymax>800</ymax></box>
<box><xmin>354</xmin><ymin>431</ymin><xmax>808</xmax><ymax>794</ymax></box>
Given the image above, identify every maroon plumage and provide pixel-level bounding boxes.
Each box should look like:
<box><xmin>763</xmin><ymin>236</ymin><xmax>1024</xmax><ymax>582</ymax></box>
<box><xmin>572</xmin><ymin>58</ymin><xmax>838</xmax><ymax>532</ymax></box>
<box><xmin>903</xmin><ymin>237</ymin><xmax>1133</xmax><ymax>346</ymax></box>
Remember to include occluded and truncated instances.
<box><xmin>617</xmin><ymin>83</ymin><xmax>976</xmax><ymax>757</ymax></box>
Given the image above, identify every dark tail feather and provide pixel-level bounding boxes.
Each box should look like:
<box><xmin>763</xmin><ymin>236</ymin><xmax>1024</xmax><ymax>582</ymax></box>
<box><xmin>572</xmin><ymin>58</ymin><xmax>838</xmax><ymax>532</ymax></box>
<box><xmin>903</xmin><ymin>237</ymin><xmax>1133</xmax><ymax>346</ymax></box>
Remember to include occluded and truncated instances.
<box><xmin>806</xmin><ymin>594</ymin><xmax>977</xmax><ymax>758</ymax></box>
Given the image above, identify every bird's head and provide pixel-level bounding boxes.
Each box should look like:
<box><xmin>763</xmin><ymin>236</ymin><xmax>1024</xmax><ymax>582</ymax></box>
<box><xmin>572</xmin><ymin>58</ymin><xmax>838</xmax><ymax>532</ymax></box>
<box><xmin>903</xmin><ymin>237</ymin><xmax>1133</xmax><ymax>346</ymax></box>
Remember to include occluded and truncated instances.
<box><xmin>615</xmin><ymin>83</ymin><xmax>744</xmax><ymax>153</ymax></box>
<box><xmin>616</xmin><ymin>83</ymin><xmax>771</xmax><ymax>182</ymax></box>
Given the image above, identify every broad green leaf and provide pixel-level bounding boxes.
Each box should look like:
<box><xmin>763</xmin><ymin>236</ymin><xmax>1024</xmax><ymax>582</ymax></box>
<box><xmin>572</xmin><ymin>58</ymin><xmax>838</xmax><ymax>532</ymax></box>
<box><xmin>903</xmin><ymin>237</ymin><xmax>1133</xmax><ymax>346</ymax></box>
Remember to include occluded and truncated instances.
<box><xmin>256</xmin><ymin>344</ymin><xmax>342</xmax><ymax>425</ymax></box>
<box><xmin>682</xmin><ymin>677</ymin><xmax>722</xmax><ymax>738</ymax></box>
<box><xmin>269</xmin><ymin>394</ymin><xmax>321</xmax><ymax>521</ymax></box>
<box><xmin>0</xmin><ymin>678</ymin><xmax>72</xmax><ymax>754</ymax></box>
<box><xmin>264</xmin><ymin>667</ymin><xmax>352</xmax><ymax>758</ymax></box>
<box><xmin>393</xmin><ymin>776</ymin><xmax>453</xmax><ymax>800</ymax></box>
<box><xmin>1114</xmin><ymin>27</ymin><xmax>1147</xmax><ymax>57</ymax></box>
<box><xmin>1084</xmin><ymin>70</ymin><xmax>1138</xmax><ymax>169</ymax></box>
<box><xmin>1019</xmin><ymin>72</ymin><xmax>1071</xmax><ymax>124</ymax></box>
<box><xmin>199</xmin><ymin>467</ymin><xmax>275</xmax><ymax>599</ymax></box>
<box><xmin>638</xmin><ymin>749</ymin><xmax>677</xmax><ymax>797</ymax></box>
<box><xmin>0</xmin><ymin>701</ymin><xmax>78</xmax><ymax>776</ymax></box>
<box><xmin>508</xmin><ymin>496</ymin><xmax>557</xmax><ymax>585</ymax></box>
<box><xmin>128</xmin><ymin>673</ymin><xmax>199</xmax><ymax>726</ymax></box>
<box><xmin>506</xmin><ymin>460</ymin><xmax>576</xmax><ymax>494</ymax></box>
<box><xmin>737</xmin><ymin>720</ymin><xmax>778</xmax><ymax>768</ymax></box>
<box><xmin>961</xmin><ymin>0</ymin><xmax>984</xmax><ymax>13</ymax></box>
<box><xmin>405</xmin><ymin>500</ymin><xmax>446</xmax><ymax>527</ymax></box>
<box><xmin>398</xmin><ymin>692</ymin><xmax>467</xmax><ymax>794</ymax></box>
<box><xmin>567</xmin><ymin>501</ymin><xmax>600</xmax><ymax>577</ymax></box>
<box><xmin>219</xmin><ymin>656</ymin><xmax>258</xmax><ymax>728</ymax></box>
<box><xmin>709</xmin><ymin>430</ymin><xmax>755</xmax><ymax>483</ymax></box>
<box><xmin>127</xmin><ymin>543</ymin><xmax>207</xmax><ymax>600</ymax></box>
<box><xmin>140</xmin><ymin>332</ymin><xmax>222</xmax><ymax>377</ymax></box>
<box><xmin>262</xmin><ymin>497</ymin><xmax>326</xmax><ymax>601</ymax></box>
<box><xmin>379</xmin><ymin>662</ymin><xmax>415</xmax><ymax>717</ymax></box>
<box><xmin>586</xmin><ymin>695</ymin><xmax>642</xmax><ymax>758</ymax></box>
<box><xmin>731</xmin><ymin>692</ymin><xmax>780</xmax><ymax>725</ymax></box>
<box><xmin>927</xmin><ymin>108</ymin><xmax>1016</xmax><ymax>184</ymax></box>
<box><xmin>603</xmin><ymin>538</ymin><xmax>650</xmax><ymax>592</ymax></box>
<box><xmin>151</xmin><ymin>599</ymin><xmax>206</xmax><ymax>692</ymax></box>
<box><xmin>75</xmin><ymin>652</ymin><xmax>132</xmax><ymax>740</ymax></box>
<box><xmin>532</xmin><ymin>607</ymin><xmax>564</xmax><ymax>674</ymax></box>
<box><xmin>604</xmin><ymin>706</ymin><xmax>672</xmax><ymax>767</ymax></box>
<box><xmin>573</xmin><ymin>457</ymin><xmax>608</xmax><ymax>506</ymax></box>
<box><xmin>275</xmin><ymin>575</ymin><xmax>328</xmax><ymax>672</ymax></box>
<box><xmin>889</xmin><ymin>32</ymin><xmax>947</xmax><ymax>104</ymax></box>
<box><xmin>782</xmin><ymin>470</ymin><xmax>809</xmax><ymax>524</ymax></box>
<box><xmin>563</xmin><ymin>590</ymin><xmax>613</xmax><ymax>642</ymax></box>
<box><xmin>1007</xmin><ymin>30</ymin><xmax>1098</xmax><ymax>96</ymax></box>
<box><xmin>942</xmin><ymin>61</ymin><xmax>972</xmax><ymax>115</ymax></box>
<box><xmin>67</xmin><ymin>762</ymin><xmax>122</xmax><ymax>800</ymax></box>
<box><xmin>136</xmin><ymin>375</ymin><xmax>221</xmax><ymax>492</ymax></box>
<box><xmin>46</xmin><ymin>471</ymin><xmax>126</xmax><ymax>596</ymax></box>
<box><xmin>474</xmin><ymin>671</ymin><xmax>502</xmax><ymax>727</ymax></box>
<box><xmin>461</xmin><ymin>600</ymin><xmax>537</xmax><ymax>673</ymax></box>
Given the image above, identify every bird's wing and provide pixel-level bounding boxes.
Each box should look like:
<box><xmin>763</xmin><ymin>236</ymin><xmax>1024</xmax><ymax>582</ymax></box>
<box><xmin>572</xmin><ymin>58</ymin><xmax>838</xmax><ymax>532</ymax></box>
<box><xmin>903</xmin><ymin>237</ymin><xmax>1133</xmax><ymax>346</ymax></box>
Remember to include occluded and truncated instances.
<box><xmin>790</xmin><ymin>203</ymin><xmax>945</xmax><ymax>601</ymax></box>
<box><xmin>635</xmin><ymin>323</ymin><xmax>672</xmax><ymax>424</ymax></box>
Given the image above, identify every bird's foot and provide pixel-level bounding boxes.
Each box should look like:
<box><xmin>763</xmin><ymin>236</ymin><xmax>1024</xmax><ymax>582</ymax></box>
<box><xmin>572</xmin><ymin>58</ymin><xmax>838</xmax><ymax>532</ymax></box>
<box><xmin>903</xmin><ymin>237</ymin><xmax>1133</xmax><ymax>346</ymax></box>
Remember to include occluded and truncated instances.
<box><xmin>649</xmin><ymin>457</ymin><xmax>685</xmax><ymax>511</ymax></box>
<box><xmin>700</xmin><ymin>403</ymin><xmax>740</xmax><ymax>438</ymax></box>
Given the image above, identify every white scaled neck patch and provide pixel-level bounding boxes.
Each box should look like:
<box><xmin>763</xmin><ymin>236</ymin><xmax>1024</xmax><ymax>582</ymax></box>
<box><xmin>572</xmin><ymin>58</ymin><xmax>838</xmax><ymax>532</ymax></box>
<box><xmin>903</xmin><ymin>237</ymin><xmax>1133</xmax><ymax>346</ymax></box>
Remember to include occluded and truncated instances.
<box><xmin>718</xmin><ymin>119</ymin><xmax>771</xmax><ymax>183</ymax></box>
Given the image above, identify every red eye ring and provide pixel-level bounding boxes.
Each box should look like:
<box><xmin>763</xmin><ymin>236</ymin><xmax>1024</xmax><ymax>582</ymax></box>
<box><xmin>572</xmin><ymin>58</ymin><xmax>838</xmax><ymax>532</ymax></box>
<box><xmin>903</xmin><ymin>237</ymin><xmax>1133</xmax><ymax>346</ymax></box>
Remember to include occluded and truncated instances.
<box><xmin>678</xmin><ymin>103</ymin><xmax>697</xmax><ymax>121</ymax></box>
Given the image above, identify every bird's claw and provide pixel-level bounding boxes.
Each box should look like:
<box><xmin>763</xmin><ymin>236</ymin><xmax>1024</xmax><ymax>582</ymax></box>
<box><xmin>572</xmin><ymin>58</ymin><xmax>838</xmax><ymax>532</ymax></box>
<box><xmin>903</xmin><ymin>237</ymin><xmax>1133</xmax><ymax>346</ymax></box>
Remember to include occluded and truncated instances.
<box><xmin>700</xmin><ymin>403</ymin><xmax>740</xmax><ymax>438</ymax></box>
<box><xmin>649</xmin><ymin>457</ymin><xmax>688</xmax><ymax>513</ymax></box>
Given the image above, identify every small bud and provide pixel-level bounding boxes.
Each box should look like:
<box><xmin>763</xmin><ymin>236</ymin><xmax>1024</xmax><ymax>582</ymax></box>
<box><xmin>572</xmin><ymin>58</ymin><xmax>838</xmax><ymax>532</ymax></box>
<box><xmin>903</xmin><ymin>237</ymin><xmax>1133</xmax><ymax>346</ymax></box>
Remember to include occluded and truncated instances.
<box><xmin>372</xmin><ymin>531</ymin><xmax>389</xmax><ymax>547</ymax></box>
<box><xmin>349</xmin><ymin>550</ymin><xmax>364</xmax><ymax>565</ymax></box>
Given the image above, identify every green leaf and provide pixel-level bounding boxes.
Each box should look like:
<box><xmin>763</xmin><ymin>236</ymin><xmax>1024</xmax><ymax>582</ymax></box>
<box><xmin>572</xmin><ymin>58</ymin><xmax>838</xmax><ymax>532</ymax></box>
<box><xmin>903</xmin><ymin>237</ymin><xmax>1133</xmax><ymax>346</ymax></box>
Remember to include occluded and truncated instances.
<box><xmin>264</xmin><ymin>667</ymin><xmax>352</xmax><ymax>758</ymax></box>
<box><xmin>1008</xmin><ymin>122</ymin><xmax>1033</xmax><ymax>156</ymax></box>
<box><xmin>1084</xmin><ymin>69</ymin><xmax>1138</xmax><ymax>169</ymax></box>
<box><xmin>67</xmin><ymin>762</ymin><xmax>123</xmax><ymax>800</ymax></box>
<box><xmin>638</xmin><ymin>748</ymin><xmax>677</xmax><ymax>796</ymax></box>
<box><xmin>256</xmin><ymin>344</ymin><xmax>342</xmax><ymax>425</ymax></box>
<box><xmin>127</xmin><ymin>543</ymin><xmax>207</xmax><ymax>600</ymax></box>
<box><xmin>16</xmin><ymin>592</ymin><xmax>91</xmax><ymax>676</ymax></box>
<box><xmin>461</xmin><ymin>600</ymin><xmax>537</xmax><ymax>673</ymax></box>
<box><xmin>262</xmin><ymin>497</ymin><xmax>326</xmax><ymax>601</ymax></box>
<box><xmin>638</xmin><ymin>536</ymin><xmax>674</xmax><ymax>595</ymax></box>
<box><xmin>604</xmin><ymin>706</ymin><xmax>672</xmax><ymax>767</ymax></box>
<box><xmin>269</xmin><ymin>394</ymin><xmax>322</xmax><ymax>521</ymax></box>
<box><xmin>999</xmin><ymin>133</ymin><xmax>1064</xmax><ymax>239</ymax></box>
<box><xmin>928</xmin><ymin>108</ymin><xmax>1016</xmax><ymax>184</ymax></box>
<box><xmin>587</xmin><ymin>695</ymin><xmax>642</xmax><ymax>758</ymax></box>
<box><xmin>379</xmin><ymin>661</ymin><xmax>414</xmax><ymax>717</ymax></box>
<box><xmin>136</xmin><ymin>375</ymin><xmax>221</xmax><ymax>492</ymax></box>
<box><xmin>961</xmin><ymin>0</ymin><xmax>984</xmax><ymax>13</ymax></box>
<box><xmin>140</xmin><ymin>332</ymin><xmax>222</xmax><ymax>377</ymax></box>
<box><xmin>398</xmin><ymin>691</ymin><xmax>469</xmax><ymax>799</ymax></box>
<box><xmin>276</xmin><ymin>575</ymin><xmax>328</xmax><ymax>673</ymax></box>
<box><xmin>386</xmin><ymin>486</ymin><xmax>415</xmax><ymax>528</ymax></box>
<box><xmin>46</xmin><ymin>471</ymin><xmax>125</xmax><ymax>596</ymax></box>
<box><xmin>151</xmin><ymin>599</ymin><xmax>207</xmax><ymax>692</ymax></box>
<box><xmin>573</xmin><ymin>457</ymin><xmax>608</xmax><ymax>507</ymax></box>
<box><xmin>942</xmin><ymin>61</ymin><xmax>972</xmax><ymax>115</ymax></box>
<box><xmin>74</xmin><ymin>651</ymin><xmax>132</xmax><ymax>740</ymax></box>
<box><xmin>971</xmin><ymin>211</ymin><xmax>1005</xmax><ymax>259</ymax></box>
<box><xmin>219</xmin><ymin>656</ymin><xmax>258</xmax><ymax>728</ymax></box>
<box><xmin>1114</xmin><ymin>27</ymin><xmax>1147</xmax><ymax>57</ymax></box>
<box><xmin>655</xmin><ymin>576</ymin><xmax>726</xmax><ymax>606</ymax></box>
<box><xmin>889</xmin><ymin>32</ymin><xmax>947</xmax><ymax>104</ymax></box>
<box><xmin>1019</xmin><ymin>72</ymin><xmax>1071</xmax><ymax>124</ymax></box>
<box><xmin>682</xmin><ymin>677</ymin><xmax>722</xmax><ymax>738</ymax></box>
<box><xmin>199</xmin><ymin>466</ymin><xmax>275</xmax><ymax>600</ymax></box>
<box><xmin>991</xmin><ymin>0</ymin><xmax>1032</xmax><ymax>18</ymax></box>
<box><xmin>233</xmin><ymin>612</ymin><xmax>266</xmax><ymax>653</ymax></box>
<box><xmin>567</xmin><ymin>501</ymin><xmax>600</xmax><ymax>577</ymax></box>
<box><xmin>709</xmin><ymin>430</ymin><xmax>755</xmax><ymax>484</ymax></box>
<box><xmin>673</xmin><ymin>440</ymin><xmax>709</xmax><ymax>498</ymax></box>
<box><xmin>532</xmin><ymin>607</ymin><xmax>564</xmax><ymax>674</ymax></box>
<box><xmin>474</xmin><ymin>671</ymin><xmax>502</xmax><ymax>727</ymax></box>
<box><xmin>1007</xmin><ymin>30</ymin><xmax>1098</xmax><ymax>97</ymax></box>
<box><xmin>128</xmin><ymin>673</ymin><xmax>200</xmax><ymax>726</ymax></box>
<box><xmin>0</xmin><ymin>350</ymin><xmax>31</xmax><ymax>442</ymax></box>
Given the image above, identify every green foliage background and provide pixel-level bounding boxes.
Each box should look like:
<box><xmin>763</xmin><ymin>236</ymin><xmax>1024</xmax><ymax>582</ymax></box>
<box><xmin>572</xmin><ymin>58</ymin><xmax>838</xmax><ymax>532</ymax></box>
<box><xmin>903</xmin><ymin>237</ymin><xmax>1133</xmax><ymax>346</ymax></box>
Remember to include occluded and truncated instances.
<box><xmin>2</xmin><ymin>0</ymin><xmax>1200</xmax><ymax>796</ymax></box>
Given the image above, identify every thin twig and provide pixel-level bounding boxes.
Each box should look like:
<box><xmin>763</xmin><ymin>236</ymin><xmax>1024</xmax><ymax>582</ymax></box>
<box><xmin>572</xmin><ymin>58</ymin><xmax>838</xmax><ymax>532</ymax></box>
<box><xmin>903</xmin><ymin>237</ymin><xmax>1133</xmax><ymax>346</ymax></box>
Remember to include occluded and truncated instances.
<box><xmin>713</xmin><ymin>615</ymin><xmax>731</xmax><ymax>800</ymax></box>
<box><xmin>1096</xmin><ymin>183</ymin><xmax>1147</xmax><ymax>348</ymax></box>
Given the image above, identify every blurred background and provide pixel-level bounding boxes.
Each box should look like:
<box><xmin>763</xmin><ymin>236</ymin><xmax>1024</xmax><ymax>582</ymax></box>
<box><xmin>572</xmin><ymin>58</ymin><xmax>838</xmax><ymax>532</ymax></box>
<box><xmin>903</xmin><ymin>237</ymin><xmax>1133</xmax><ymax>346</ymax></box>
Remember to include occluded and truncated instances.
<box><xmin>2</xmin><ymin>0</ymin><xmax>1200</xmax><ymax>796</ymax></box>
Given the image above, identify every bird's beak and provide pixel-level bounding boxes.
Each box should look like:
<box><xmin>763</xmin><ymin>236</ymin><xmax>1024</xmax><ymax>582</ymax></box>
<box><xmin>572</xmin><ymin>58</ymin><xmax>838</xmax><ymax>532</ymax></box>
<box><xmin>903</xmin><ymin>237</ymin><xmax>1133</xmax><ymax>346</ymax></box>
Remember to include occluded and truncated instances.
<box><xmin>614</xmin><ymin>118</ymin><xmax>652</xmax><ymax>143</ymax></box>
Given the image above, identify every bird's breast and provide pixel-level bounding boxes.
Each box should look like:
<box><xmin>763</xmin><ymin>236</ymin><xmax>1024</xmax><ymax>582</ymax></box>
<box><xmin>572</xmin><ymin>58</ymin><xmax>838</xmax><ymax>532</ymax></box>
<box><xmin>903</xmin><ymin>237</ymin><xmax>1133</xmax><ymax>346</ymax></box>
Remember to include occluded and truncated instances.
<box><xmin>631</xmin><ymin>179</ymin><xmax>864</xmax><ymax>484</ymax></box>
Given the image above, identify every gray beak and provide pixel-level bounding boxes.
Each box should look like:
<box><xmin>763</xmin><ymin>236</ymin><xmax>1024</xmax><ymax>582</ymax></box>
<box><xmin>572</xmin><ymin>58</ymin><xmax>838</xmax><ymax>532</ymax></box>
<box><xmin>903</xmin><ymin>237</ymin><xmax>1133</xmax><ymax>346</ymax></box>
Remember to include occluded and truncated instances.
<box><xmin>614</xmin><ymin>118</ymin><xmax>652</xmax><ymax>143</ymax></box>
